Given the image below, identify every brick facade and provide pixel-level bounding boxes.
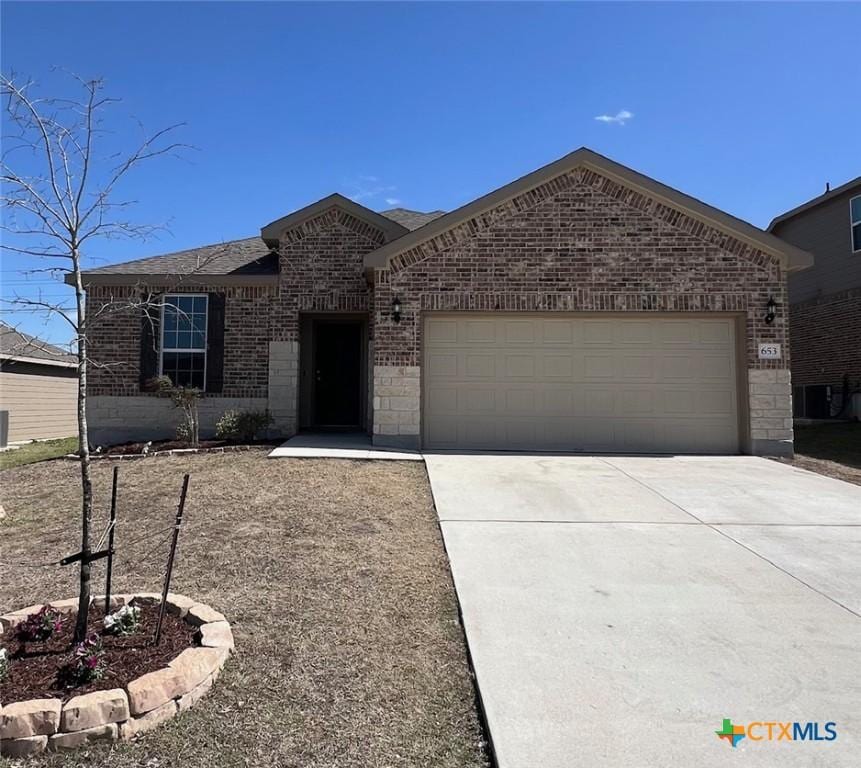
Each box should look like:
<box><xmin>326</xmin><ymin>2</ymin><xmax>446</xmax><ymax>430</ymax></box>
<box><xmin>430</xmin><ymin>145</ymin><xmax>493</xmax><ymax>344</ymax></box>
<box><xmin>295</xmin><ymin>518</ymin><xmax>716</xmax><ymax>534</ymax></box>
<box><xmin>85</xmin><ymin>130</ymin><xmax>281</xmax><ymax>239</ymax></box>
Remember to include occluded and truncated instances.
<box><xmin>86</xmin><ymin>284</ymin><xmax>273</xmax><ymax>398</ymax></box>
<box><xmin>84</xmin><ymin>163</ymin><xmax>796</xmax><ymax>455</ymax></box>
<box><xmin>372</xmin><ymin>168</ymin><xmax>791</xmax><ymax>451</ymax></box>
<box><xmin>789</xmin><ymin>287</ymin><xmax>861</xmax><ymax>389</ymax></box>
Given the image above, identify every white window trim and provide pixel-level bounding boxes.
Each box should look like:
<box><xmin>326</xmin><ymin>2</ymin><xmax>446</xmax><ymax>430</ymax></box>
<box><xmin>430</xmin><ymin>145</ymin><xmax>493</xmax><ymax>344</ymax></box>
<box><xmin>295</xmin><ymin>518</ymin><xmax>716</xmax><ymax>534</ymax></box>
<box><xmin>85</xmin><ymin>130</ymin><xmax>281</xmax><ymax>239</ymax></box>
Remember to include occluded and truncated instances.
<box><xmin>851</xmin><ymin>194</ymin><xmax>861</xmax><ymax>254</ymax></box>
<box><xmin>159</xmin><ymin>293</ymin><xmax>208</xmax><ymax>390</ymax></box>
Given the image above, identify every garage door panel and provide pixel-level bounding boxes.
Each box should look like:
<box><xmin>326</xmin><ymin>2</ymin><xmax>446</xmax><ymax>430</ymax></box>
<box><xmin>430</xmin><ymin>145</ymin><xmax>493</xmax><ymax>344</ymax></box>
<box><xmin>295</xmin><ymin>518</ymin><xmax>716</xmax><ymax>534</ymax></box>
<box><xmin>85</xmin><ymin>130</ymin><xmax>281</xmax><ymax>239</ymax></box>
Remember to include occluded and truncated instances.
<box><xmin>426</xmin><ymin>352</ymin><xmax>458</xmax><ymax>378</ymax></box>
<box><xmin>583</xmin><ymin>355</ymin><xmax>614</xmax><ymax>379</ymax></box>
<box><xmin>464</xmin><ymin>320</ymin><xmax>496</xmax><ymax>343</ymax></box>
<box><xmin>423</xmin><ymin>314</ymin><xmax>739</xmax><ymax>454</ymax></box>
<box><xmin>465</xmin><ymin>354</ymin><xmax>496</xmax><ymax>378</ymax></box>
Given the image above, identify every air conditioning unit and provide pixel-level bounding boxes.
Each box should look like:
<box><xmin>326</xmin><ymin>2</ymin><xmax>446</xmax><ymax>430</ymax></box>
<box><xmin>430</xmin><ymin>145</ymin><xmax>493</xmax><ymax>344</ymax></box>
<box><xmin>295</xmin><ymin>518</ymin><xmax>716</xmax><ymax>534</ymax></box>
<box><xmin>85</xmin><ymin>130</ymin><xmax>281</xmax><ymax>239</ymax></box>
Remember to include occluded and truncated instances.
<box><xmin>803</xmin><ymin>385</ymin><xmax>832</xmax><ymax>419</ymax></box>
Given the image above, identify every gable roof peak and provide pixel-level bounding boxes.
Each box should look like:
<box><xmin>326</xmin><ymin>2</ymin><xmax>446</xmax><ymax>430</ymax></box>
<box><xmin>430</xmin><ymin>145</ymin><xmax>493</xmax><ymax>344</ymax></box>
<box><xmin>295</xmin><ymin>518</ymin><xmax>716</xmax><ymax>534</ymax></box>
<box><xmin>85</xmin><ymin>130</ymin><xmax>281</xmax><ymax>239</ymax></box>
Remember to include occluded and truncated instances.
<box><xmin>260</xmin><ymin>193</ymin><xmax>409</xmax><ymax>246</ymax></box>
<box><xmin>364</xmin><ymin>146</ymin><xmax>813</xmax><ymax>274</ymax></box>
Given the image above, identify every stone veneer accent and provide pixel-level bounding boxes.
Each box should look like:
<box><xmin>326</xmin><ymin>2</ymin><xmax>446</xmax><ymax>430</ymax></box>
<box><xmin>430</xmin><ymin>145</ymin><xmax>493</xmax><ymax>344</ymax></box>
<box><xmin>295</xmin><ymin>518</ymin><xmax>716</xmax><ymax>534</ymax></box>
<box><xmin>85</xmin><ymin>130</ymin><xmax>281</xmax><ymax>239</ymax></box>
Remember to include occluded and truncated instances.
<box><xmin>0</xmin><ymin>594</ymin><xmax>232</xmax><ymax>757</ymax></box>
<box><xmin>372</xmin><ymin>366</ymin><xmax>420</xmax><ymax>449</ymax></box>
<box><xmin>268</xmin><ymin>341</ymin><xmax>299</xmax><ymax>435</ymax></box>
<box><xmin>86</xmin><ymin>396</ymin><xmax>268</xmax><ymax>447</ymax></box>
<box><xmin>748</xmin><ymin>368</ymin><xmax>794</xmax><ymax>456</ymax></box>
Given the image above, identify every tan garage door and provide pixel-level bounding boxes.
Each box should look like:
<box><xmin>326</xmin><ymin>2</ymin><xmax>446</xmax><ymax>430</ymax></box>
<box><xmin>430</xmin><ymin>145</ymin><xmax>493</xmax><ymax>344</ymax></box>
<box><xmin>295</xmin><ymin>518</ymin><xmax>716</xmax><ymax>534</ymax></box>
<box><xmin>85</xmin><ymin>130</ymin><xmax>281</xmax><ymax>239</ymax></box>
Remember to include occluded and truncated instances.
<box><xmin>423</xmin><ymin>314</ymin><xmax>740</xmax><ymax>453</ymax></box>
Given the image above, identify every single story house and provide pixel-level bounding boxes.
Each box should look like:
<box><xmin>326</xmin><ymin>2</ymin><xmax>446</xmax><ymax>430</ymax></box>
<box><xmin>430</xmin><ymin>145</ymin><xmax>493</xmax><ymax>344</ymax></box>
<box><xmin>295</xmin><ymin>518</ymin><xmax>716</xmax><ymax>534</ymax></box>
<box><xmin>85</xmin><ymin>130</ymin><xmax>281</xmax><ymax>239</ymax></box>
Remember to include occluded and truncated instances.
<box><xmin>81</xmin><ymin>148</ymin><xmax>812</xmax><ymax>456</ymax></box>
<box><xmin>768</xmin><ymin>176</ymin><xmax>861</xmax><ymax>419</ymax></box>
<box><xmin>0</xmin><ymin>322</ymin><xmax>78</xmax><ymax>446</ymax></box>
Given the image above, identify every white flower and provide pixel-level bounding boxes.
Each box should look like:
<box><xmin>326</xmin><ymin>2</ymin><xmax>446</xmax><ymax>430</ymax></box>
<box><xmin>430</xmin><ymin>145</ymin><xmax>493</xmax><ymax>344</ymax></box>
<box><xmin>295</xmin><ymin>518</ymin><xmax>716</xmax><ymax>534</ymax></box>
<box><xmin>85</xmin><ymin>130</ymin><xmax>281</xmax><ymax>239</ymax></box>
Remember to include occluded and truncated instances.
<box><xmin>103</xmin><ymin>604</ymin><xmax>141</xmax><ymax>635</ymax></box>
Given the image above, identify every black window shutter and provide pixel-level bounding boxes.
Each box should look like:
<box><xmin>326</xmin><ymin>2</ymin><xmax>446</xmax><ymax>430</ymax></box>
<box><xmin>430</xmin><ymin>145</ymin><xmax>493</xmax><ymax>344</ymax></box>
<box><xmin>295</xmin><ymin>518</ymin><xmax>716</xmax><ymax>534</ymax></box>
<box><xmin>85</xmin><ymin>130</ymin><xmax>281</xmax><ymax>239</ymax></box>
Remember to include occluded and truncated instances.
<box><xmin>206</xmin><ymin>293</ymin><xmax>226</xmax><ymax>393</ymax></box>
<box><xmin>139</xmin><ymin>296</ymin><xmax>161</xmax><ymax>390</ymax></box>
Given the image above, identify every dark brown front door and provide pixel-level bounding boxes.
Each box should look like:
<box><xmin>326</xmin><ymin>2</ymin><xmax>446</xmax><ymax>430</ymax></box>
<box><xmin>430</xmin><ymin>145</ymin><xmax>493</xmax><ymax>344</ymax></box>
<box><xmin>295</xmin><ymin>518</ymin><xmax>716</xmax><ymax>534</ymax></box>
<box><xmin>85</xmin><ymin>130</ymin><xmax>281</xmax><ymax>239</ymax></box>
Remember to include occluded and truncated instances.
<box><xmin>312</xmin><ymin>320</ymin><xmax>362</xmax><ymax>428</ymax></box>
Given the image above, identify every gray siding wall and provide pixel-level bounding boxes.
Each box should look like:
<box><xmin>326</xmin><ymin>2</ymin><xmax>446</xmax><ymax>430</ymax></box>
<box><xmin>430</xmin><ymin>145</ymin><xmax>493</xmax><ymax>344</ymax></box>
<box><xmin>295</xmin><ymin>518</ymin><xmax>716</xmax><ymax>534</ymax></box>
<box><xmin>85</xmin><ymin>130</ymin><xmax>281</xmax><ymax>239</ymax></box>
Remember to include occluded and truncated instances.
<box><xmin>775</xmin><ymin>184</ymin><xmax>861</xmax><ymax>303</ymax></box>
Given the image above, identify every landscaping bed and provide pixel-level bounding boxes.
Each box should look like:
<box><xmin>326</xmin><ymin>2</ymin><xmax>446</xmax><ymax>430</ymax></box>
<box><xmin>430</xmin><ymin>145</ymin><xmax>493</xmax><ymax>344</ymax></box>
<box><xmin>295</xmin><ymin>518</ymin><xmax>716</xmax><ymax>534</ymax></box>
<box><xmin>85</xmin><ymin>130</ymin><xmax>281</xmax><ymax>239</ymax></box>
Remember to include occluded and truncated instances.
<box><xmin>1</xmin><ymin>604</ymin><xmax>194</xmax><ymax>703</ymax></box>
<box><xmin>0</xmin><ymin>451</ymin><xmax>488</xmax><ymax>767</ymax></box>
<box><xmin>92</xmin><ymin>438</ymin><xmax>281</xmax><ymax>458</ymax></box>
<box><xmin>0</xmin><ymin>594</ymin><xmax>232</xmax><ymax>758</ymax></box>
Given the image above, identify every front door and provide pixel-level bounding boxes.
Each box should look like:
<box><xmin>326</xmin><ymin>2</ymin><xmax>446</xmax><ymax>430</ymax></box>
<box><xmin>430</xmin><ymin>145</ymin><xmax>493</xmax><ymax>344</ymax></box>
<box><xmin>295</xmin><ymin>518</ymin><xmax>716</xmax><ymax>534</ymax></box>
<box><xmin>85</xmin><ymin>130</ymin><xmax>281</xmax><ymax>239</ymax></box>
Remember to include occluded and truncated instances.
<box><xmin>312</xmin><ymin>320</ymin><xmax>363</xmax><ymax>428</ymax></box>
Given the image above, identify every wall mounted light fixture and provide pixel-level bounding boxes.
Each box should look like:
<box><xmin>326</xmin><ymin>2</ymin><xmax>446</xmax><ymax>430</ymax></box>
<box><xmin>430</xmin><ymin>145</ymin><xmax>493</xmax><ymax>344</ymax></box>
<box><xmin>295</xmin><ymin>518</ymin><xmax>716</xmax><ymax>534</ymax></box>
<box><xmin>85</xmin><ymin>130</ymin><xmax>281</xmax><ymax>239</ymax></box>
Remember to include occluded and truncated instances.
<box><xmin>392</xmin><ymin>296</ymin><xmax>402</xmax><ymax>324</ymax></box>
<box><xmin>764</xmin><ymin>296</ymin><xmax>777</xmax><ymax>325</ymax></box>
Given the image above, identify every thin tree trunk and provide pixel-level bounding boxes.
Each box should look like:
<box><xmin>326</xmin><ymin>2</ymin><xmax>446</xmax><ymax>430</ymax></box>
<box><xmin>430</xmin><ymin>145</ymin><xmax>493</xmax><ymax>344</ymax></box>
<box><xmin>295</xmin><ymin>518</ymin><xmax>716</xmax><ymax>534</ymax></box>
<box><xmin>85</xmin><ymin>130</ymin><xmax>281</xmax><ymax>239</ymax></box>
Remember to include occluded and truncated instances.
<box><xmin>72</xmin><ymin>248</ymin><xmax>93</xmax><ymax>643</ymax></box>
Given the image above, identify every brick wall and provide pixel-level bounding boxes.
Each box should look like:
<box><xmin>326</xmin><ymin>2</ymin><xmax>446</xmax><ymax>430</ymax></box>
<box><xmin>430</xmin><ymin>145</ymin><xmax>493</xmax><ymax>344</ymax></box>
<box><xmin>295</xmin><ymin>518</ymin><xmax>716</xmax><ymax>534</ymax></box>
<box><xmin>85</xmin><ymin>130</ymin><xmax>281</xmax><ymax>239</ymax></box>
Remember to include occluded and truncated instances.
<box><xmin>86</xmin><ymin>284</ymin><xmax>274</xmax><ymax>399</ymax></box>
<box><xmin>272</xmin><ymin>208</ymin><xmax>380</xmax><ymax>342</ymax></box>
<box><xmin>372</xmin><ymin>166</ymin><xmax>793</xmax><ymax>452</ymax></box>
<box><xmin>789</xmin><ymin>287</ymin><xmax>861</xmax><ymax>389</ymax></box>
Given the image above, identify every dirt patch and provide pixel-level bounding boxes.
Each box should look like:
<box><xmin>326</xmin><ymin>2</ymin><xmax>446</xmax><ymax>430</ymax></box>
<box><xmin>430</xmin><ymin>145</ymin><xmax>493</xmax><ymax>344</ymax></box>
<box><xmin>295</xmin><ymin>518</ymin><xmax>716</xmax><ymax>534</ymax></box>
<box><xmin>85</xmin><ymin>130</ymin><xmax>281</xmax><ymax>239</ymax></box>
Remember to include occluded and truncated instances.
<box><xmin>778</xmin><ymin>422</ymin><xmax>861</xmax><ymax>485</ymax></box>
<box><xmin>0</xmin><ymin>452</ymin><xmax>488</xmax><ymax>768</ymax></box>
<box><xmin>1</xmin><ymin>604</ymin><xmax>196</xmax><ymax>704</ymax></box>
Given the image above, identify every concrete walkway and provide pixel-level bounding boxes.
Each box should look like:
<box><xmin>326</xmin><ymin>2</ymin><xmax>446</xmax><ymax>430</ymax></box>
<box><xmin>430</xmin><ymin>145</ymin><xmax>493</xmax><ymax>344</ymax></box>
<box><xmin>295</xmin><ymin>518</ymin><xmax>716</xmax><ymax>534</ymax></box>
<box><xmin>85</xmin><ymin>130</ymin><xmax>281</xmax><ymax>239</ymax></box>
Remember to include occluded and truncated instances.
<box><xmin>426</xmin><ymin>455</ymin><xmax>861</xmax><ymax>767</ymax></box>
<box><xmin>268</xmin><ymin>432</ymin><xmax>422</xmax><ymax>461</ymax></box>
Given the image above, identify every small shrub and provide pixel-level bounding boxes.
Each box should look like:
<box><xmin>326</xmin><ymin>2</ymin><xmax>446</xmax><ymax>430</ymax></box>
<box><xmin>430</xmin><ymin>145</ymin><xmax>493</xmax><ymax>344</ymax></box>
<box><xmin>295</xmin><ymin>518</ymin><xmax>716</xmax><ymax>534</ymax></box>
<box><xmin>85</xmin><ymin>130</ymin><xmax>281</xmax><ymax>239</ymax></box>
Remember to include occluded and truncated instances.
<box><xmin>0</xmin><ymin>647</ymin><xmax>8</xmax><ymax>682</ymax></box>
<box><xmin>16</xmin><ymin>606</ymin><xmax>64</xmax><ymax>642</ymax></box>
<box><xmin>215</xmin><ymin>409</ymin><xmax>272</xmax><ymax>442</ymax></box>
<box><xmin>70</xmin><ymin>633</ymin><xmax>106</xmax><ymax>684</ymax></box>
<box><xmin>145</xmin><ymin>376</ymin><xmax>202</xmax><ymax>446</ymax></box>
<box><xmin>103</xmin><ymin>604</ymin><xmax>140</xmax><ymax>636</ymax></box>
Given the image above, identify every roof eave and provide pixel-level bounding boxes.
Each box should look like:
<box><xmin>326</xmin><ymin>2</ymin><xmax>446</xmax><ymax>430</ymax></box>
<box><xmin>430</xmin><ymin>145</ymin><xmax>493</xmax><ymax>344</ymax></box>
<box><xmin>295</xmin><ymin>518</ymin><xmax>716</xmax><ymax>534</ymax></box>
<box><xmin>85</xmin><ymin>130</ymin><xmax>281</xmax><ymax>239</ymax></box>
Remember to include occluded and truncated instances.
<box><xmin>75</xmin><ymin>273</ymin><xmax>279</xmax><ymax>288</ymax></box>
<box><xmin>0</xmin><ymin>353</ymin><xmax>77</xmax><ymax>368</ymax></box>
<box><xmin>767</xmin><ymin>176</ymin><xmax>861</xmax><ymax>232</ymax></box>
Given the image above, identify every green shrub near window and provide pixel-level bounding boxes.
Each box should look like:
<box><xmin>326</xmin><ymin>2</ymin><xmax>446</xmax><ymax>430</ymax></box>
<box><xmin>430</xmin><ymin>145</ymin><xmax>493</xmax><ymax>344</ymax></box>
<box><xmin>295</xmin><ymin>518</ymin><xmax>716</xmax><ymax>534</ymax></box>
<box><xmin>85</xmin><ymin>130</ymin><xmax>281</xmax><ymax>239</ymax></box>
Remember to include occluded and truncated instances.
<box><xmin>216</xmin><ymin>409</ymin><xmax>272</xmax><ymax>442</ymax></box>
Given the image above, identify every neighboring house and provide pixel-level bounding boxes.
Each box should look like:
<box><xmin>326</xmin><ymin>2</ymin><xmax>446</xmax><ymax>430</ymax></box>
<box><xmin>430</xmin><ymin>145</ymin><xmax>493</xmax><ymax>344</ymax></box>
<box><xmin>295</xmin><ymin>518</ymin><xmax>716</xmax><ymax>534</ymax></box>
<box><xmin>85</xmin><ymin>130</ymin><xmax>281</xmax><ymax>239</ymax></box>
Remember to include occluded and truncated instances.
<box><xmin>0</xmin><ymin>322</ymin><xmax>78</xmax><ymax>446</ymax></box>
<box><xmin>80</xmin><ymin>147</ymin><xmax>812</xmax><ymax>456</ymax></box>
<box><xmin>768</xmin><ymin>177</ymin><xmax>861</xmax><ymax>419</ymax></box>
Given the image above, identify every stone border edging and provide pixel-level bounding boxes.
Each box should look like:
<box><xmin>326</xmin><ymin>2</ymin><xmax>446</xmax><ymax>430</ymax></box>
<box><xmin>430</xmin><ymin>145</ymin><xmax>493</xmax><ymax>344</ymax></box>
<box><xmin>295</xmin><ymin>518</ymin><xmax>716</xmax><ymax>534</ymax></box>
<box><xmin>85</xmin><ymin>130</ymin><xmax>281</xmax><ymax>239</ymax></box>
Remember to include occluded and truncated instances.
<box><xmin>62</xmin><ymin>444</ymin><xmax>268</xmax><ymax>461</ymax></box>
<box><xmin>0</xmin><ymin>593</ymin><xmax>233</xmax><ymax>757</ymax></box>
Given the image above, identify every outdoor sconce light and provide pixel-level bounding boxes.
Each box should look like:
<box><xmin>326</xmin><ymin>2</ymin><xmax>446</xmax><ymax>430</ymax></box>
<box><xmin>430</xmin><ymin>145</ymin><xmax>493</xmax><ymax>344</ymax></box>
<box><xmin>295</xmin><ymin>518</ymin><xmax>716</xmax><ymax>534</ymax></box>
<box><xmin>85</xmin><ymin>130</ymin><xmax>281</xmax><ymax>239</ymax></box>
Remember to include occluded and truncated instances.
<box><xmin>392</xmin><ymin>296</ymin><xmax>402</xmax><ymax>324</ymax></box>
<box><xmin>764</xmin><ymin>296</ymin><xmax>777</xmax><ymax>325</ymax></box>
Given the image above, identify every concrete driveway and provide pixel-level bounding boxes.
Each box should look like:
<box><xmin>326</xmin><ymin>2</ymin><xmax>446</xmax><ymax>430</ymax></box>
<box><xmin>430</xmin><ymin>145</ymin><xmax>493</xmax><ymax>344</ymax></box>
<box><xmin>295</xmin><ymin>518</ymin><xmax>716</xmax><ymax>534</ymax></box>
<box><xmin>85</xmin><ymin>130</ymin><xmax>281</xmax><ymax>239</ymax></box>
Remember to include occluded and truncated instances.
<box><xmin>425</xmin><ymin>455</ymin><xmax>861</xmax><ymax>768</ymax></box>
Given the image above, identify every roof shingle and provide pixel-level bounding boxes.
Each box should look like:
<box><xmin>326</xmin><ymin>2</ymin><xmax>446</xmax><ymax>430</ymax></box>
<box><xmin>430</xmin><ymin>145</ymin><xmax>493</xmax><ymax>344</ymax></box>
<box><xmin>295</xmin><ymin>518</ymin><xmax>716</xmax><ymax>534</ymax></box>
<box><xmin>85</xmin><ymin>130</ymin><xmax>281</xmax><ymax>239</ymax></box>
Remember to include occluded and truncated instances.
<box><xmin>380</xmin><ymin>208</ymin><xmax>446</xmax><ymax>231</ymax></box>
<box><xmin>83</xmin><ymin>237</ymin><xmax>277</xmax><ymax>276</ymax></box>
<box><xmin>0</xmin><ymin>321</ymin><xmax>76</xmax><ymax>365</ymax></box>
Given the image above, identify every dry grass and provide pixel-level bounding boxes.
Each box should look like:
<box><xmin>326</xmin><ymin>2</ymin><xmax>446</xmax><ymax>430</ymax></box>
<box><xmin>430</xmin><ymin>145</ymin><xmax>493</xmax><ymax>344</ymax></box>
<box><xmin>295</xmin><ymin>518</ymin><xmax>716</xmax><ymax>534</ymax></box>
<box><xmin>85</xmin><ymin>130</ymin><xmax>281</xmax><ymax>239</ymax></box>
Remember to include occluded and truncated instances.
<box><xmin>0</xmin><ymin>452</ymin><xmax>488</xmax><ymax>768</ymax></box>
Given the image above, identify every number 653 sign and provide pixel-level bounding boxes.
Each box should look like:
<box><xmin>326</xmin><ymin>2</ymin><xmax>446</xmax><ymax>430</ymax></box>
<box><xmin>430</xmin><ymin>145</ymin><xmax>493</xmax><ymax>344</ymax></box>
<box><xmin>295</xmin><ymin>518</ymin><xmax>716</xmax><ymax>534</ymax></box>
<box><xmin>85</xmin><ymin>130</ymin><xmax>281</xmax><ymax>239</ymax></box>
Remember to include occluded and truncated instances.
<box><xmin>758</xmin><ymin>343</ymin><xmax>782</xmax><ymax>360</ymax></box>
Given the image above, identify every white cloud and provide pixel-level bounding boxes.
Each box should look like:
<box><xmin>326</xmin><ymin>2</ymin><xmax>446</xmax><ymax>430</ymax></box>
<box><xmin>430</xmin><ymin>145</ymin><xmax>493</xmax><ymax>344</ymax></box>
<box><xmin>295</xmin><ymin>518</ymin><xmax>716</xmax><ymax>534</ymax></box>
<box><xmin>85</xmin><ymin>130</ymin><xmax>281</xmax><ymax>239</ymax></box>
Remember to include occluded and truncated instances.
<box><xmin>385</xmin><ymin>197</ymin><xmax>402</xmax><ymax>206</ymax></box>
<box><xmin>344</xmin><ymin>175</ymin><xmax>397</xmax><ymax>203</ymax></box>
<box><xmin>594</xmin><ymin>109</ymin><xmax>634</xmax><ymax>126</ymax></box>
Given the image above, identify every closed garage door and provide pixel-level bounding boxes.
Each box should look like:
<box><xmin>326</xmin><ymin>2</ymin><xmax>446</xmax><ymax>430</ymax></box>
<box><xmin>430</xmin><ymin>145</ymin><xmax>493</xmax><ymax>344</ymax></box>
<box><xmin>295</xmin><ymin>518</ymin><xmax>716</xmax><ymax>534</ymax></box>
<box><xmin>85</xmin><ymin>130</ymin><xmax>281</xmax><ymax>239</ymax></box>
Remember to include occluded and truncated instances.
<box><xmin>423</xmin><ymin>314</ymin><xmax>740</xmax><ymax>453</ymax></box>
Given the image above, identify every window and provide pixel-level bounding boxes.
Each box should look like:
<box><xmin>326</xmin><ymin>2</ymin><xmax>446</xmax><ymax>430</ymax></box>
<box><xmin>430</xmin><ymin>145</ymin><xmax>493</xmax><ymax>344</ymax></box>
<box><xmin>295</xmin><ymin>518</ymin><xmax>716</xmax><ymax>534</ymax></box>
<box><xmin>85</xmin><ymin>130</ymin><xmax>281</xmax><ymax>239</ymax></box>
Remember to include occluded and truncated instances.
<box><xmin>160</xmin><ymin>294</ymin><xmax>208</xmax><ymax>389</ymax></box>
<box><xmin>852</xmin><ymin>195</ymin><xmax>861</xmax><ymax>253</ymax></box>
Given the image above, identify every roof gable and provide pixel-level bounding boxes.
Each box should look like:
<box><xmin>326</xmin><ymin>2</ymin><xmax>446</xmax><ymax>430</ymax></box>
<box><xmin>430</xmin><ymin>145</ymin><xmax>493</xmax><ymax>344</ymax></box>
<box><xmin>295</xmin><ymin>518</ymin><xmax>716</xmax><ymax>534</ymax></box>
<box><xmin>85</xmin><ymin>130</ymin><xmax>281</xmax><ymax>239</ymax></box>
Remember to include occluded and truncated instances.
<box><xmin>768</xmin><ymin>176</ymin><xmax>861</xmax><ymax>231</ymax></box>
<box><xmin>260</xmin><ymin>193</ymin><xmax>409</xmax><ymax>246</ymax></box>
<box><xmin>364</xmin><ymin>147</ymin><xmax>813</xmax><ymax>274</ymax></box>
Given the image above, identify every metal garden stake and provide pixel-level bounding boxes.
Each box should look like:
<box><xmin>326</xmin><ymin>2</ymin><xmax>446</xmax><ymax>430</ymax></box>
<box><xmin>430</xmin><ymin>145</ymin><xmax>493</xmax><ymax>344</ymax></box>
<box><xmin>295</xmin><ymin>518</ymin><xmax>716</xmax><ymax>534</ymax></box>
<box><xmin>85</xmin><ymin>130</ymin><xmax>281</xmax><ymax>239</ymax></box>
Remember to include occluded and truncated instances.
<box><xmin>154</xmin><ymin>473</ymin><xmax>190</xmax><ymax>645</ymax></box>
<box><xmin>104</xmin><ymin>465</ymin><xmax>119</xmax><ymax>616</ymax></box>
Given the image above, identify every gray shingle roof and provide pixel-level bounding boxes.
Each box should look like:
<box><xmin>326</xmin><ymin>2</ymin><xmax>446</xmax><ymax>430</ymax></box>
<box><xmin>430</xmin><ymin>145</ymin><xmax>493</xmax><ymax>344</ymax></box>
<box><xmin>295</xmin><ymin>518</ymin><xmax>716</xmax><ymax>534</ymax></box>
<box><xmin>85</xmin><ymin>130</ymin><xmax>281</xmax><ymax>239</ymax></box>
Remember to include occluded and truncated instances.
<box><xmin>83</xmin><ymin>237</ymin><xmax>277</xmax><ymax>276</ymax></box>
<box><xmin>380</xmin><ymin>208</ymin><xmax>446</xmax><ymax>231</ymax></box>
<box><xmin>79</xmin><ymin>207</ymin><xmax>445</xmax><ymax>279</ymax></box>
<box><xmin>0</xmin><ymin>321</ymin><xmax>76</xmax><ymax>365</ymax></box>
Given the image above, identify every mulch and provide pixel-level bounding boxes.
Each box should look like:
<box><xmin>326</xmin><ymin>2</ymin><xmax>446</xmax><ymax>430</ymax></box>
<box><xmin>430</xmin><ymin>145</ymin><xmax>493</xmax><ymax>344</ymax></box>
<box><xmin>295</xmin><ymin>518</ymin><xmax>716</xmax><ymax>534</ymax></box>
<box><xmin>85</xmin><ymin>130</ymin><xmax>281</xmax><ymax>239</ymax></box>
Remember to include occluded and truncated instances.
<box><xmin>0</xmin><ymin>603</ymin><xmax>197</xmax><ymax>704</ymax></box>
<box><xmin>96</xmin><ymin>438</ymin><xmax>281</xmax><ymax>456</ymax></box>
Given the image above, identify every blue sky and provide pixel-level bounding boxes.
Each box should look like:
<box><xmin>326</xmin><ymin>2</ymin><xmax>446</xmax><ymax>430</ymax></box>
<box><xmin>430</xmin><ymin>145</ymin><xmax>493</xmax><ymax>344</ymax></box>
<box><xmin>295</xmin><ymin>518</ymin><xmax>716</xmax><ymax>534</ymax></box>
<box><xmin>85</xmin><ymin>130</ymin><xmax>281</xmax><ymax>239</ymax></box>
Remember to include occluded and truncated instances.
<box><xmin>2</xmin><ymin>1</ymin><xmax>859</xmax><ymax>344</ymax></box>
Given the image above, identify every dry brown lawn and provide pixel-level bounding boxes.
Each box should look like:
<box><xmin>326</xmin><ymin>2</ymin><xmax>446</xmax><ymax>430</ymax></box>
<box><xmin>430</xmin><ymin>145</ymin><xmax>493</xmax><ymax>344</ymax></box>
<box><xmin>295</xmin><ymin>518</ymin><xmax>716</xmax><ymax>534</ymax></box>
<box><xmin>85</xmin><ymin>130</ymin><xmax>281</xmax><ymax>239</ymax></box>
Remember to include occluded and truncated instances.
<box><xmin>0</xmin><ymin>452</ymin><xmax>489</xmax><ymax>768</ymax></box>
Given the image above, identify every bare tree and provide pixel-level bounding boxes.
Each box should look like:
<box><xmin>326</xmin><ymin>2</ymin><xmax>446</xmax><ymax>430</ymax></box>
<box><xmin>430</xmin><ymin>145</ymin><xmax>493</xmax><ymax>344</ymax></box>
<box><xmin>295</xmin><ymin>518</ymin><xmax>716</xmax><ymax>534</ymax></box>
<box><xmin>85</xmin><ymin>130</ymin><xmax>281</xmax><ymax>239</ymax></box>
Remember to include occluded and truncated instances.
<box><xmin>1</xmin><ymin>71</ymin><xmax>188</xmax><ymax>642</ymax></box>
